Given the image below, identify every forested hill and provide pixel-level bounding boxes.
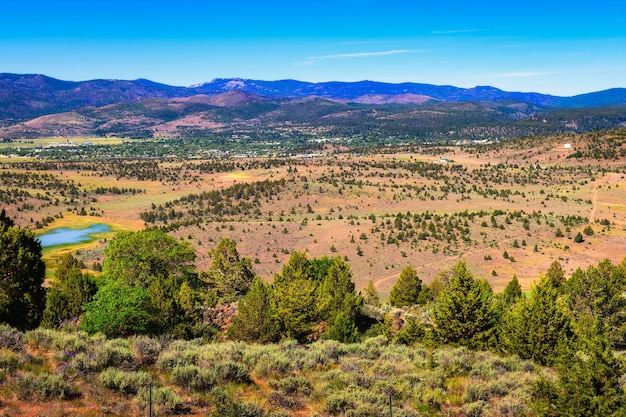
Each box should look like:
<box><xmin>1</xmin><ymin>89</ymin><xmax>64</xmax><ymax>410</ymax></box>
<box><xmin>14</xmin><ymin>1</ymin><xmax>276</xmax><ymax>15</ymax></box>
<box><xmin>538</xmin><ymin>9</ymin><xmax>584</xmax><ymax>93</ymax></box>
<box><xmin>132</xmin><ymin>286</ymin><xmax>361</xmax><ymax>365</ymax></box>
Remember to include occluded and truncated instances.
<box><xmin>2</xmin><ymin>73</ymin><xmax>626</xmax><ymax>121</ymax></box>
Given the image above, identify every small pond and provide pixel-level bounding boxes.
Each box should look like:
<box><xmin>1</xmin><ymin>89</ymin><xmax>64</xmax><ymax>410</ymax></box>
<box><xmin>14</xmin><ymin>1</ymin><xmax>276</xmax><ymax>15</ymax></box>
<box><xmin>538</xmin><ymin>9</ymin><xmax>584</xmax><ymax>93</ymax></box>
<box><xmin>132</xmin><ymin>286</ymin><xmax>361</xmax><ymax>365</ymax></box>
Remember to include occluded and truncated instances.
<box><xmin>38</xmin><ymin>224</ymin><xmax>111</xmax><ymax>248</ymax></box>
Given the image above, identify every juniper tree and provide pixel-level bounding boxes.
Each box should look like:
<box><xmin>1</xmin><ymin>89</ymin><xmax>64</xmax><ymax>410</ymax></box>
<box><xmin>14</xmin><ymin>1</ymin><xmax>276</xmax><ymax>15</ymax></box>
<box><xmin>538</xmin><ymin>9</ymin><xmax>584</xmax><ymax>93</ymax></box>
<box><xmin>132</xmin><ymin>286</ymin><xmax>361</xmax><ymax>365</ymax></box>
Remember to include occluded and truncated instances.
<box><xmin>0</xmin><ymin>216</ymin><xmax>46</xmax><ymax>330</ymax></box>
<box><xmin>389</xmin><ymin>265</ymin><xmax>423</xmax><ymax>307</ymax></box>
<box><xmin>228</xmin><ymin>278</ymin><xmax>279</xmax><ymax>344</ymax></box>
<box><xmin>433</xmin><ymin>260</ymin><xmax>496</xmax><ymax>349</ymax></box>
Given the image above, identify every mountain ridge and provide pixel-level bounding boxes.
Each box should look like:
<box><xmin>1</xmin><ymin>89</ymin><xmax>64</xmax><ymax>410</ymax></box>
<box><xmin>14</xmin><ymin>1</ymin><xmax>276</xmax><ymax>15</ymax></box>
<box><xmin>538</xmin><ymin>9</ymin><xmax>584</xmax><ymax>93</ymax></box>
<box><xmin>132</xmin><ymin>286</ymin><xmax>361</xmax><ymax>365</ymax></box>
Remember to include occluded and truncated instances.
<box><xmin>2</xmin><ymin>73</ymin><xmax>626</xmax><ymax>121</ymax></box>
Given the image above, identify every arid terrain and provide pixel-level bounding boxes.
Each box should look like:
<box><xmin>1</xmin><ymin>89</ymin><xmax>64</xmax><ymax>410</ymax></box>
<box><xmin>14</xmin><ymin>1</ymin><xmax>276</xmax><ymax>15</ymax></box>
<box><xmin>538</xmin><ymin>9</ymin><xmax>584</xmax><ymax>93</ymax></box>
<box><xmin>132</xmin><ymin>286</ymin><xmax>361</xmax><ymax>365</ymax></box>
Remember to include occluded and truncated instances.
<box><xmin>2</xmin><ymin>129</ymin><xmax>625</xmax><ymax>296</ymax></box>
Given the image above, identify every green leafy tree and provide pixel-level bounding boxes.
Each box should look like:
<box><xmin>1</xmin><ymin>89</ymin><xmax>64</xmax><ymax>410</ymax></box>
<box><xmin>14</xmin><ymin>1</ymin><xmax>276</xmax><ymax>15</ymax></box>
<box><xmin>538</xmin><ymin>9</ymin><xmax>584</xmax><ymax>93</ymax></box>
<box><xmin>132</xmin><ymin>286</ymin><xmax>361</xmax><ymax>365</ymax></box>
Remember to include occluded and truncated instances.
<box><xmin>500</xmin><ymin>275</ymin><xmax>574</xmax><ymax>365</ymax></box>
<box><xmin>103</xmin><ymin>230</ymin><xmax>195</xmax><ymax>287</ymax></box>
<box><xmin>228</xmin><ymin>278</ymin><xmax>279</xmax><ymax>344</ymax></box>
<box><xmin>433</xmin><ymin>260</ymin><xmax>496</xmax><ymax>348</ymax></box>
<box><xmin>42</xmin><ymin>254</ymin><xmax>97</xmax><ymax>328</ymax></box>
<box><xmin>0</xmin><ymin>217</ymin><xmax>46</xmax><ymax>330</ymax></box>
<box><xmin>84</xmin><ymin>229</ymin><xmax>204</xmax><ymax>337</ymax></box>
<box><xmin>81</xmin><ymin>281</ymin><xmax>158</xmax><ymax>337</ymax></box>
<box><xmin>574</xmin><ymin>231</ymin><xmax>584</xmax><ymax>243</ymax></box>
<box><xmin>203</xmin><ymin>238</ymin><xmax>255</xmax><ymax>304</ymax></box>
<box><xmin>389</xmin><ymin>265</ymin><xmax>423</xmax><ymax>307</ymax></box>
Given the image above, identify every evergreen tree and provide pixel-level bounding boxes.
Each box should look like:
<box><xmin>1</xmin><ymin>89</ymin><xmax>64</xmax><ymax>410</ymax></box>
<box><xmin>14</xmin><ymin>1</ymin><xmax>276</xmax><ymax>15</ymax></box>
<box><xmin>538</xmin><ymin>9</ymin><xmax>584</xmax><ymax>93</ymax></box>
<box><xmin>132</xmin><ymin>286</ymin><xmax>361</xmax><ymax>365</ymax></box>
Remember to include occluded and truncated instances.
<box><xmin>42</xmin><ymin>254</ymin><xmax>97</xmax><ymax>328</ymax></box>
<box><xmin>544</xmin><ymin>260</ymin><xmax>566</xmax><ymax>290</ymax></box>
<box><xmin>363</xmin><ymin>280</ymin><xmax>381</xmax><ymax>306</ymax></box>
<box><xmin>389</xmin><ymin>265</ymin><xmax>423</xmax><ymax>307</ymax></box>
<box><xmin>432</xmin><ymin>260</ymin><xmax>496</xmax><ymax>348</ymax></box>
<box><xmin>500</xmin><ymin>275</ymin><xmax>523</xmax><ymax>307</ymax></box>
<box><xmin>533</xmin><ymin>322</ymin><xmax>626</xmax><ymax>417</ymax></box>
<box><xmin>272</xmin><ymin>252</ymin><xmax>317</xmax><ymax>342</ymax></box>
<box><xmin>566</xmin><ymin>259</ymin><xmax>626</xmax><ymax>348</ymax></box>
<box><xmin>500</xmin><ymin>275</ymin><xmax>574</xmax><ymax>366</ymax></box>
<box><xmin>316</xmin><ymin>256</ymin><xmax>363</xmax><ymax>325</ymax></box>
<box><xmin>228</xmin><ymin>278</ymin><xmax>279</xmax><ymax>344</ymax></box>
<box><xmin>203</xmin><ymin>238</ymin><xmax>255</xmax><ymax>304</ymax></box>
<box><xmin>0</xmin><ymin>218</ymin><xmax>46</xmax><ymax>330</ymax></box>
<box><xmin>325</xmin><ymin>312</ymin><xmax>360</xmax><ymax>343</ymax></box>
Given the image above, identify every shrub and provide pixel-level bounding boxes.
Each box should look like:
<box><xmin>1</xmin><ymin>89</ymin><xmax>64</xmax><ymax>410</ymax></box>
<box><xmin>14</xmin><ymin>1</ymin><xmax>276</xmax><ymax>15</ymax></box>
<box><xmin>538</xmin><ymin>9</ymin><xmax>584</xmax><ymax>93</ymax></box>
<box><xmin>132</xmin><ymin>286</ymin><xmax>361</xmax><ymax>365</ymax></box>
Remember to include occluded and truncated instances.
<box><xmin>0</xmin><ymin>348</ymin><xmax>23</xmax><ymax>372</ymax></box>
<box><xmin>215</xmin><ymin>360</ymin><xmax>250</xmax><ymax>384</ymax></box>
<box><xmin>0</xmin><ymin>324</ymin><xmax>23</xmax><ymax>351</ymax></box>
<box><xmin>137</xmin><ymin>386</ymin><xmax>185</xmax><ymax>415</ymax></box>
<box><xmin>324</xmin><ymin>392</ymin><xmax>354</xmax><ymax>415</ymax></box>
<box><xmin>99</xmin><ymin>367</ymin><xmax>152</xmax><ymax>394</ymax></box>
<box><xmin>156</xmin><ymin>345</ymin><xmax>199</xmax><ymax>371</ymax></box>
<box><xmin>129</xmin><ymin>335</ymin><xmax>162</xmax><ymax>365</ymax></box>
<box><xmin>24</xmin><ymin>328</ymin><xmax>55</xmax><ymax>349</ymax></box>
<box><xmin>268</xmin><ymin>390</ymin><xmax>303</xmax><ymax>409</ymax></box>
<box><xmin>252</xmin><ymin>353</ymin><xmax>292</xmax><ymax>378</ymax></box>
<box><xmin>14</xmin><ymin>373</ymin><xmax>77</xmax><ymax>400</ymax></box>
<box><xmin>93</xmin><ymin>339</ymin><xmax>135</xmax><ymax>370</ymax></box>
<box><xmin>171</xmin><ymin>365</ymin><xmax>217</xmax><ymax>390</ymax></box>
<box><xmin>209</xmin><ymin>388</ymin><xmax>265</xmax><ymax>417</ymax></box>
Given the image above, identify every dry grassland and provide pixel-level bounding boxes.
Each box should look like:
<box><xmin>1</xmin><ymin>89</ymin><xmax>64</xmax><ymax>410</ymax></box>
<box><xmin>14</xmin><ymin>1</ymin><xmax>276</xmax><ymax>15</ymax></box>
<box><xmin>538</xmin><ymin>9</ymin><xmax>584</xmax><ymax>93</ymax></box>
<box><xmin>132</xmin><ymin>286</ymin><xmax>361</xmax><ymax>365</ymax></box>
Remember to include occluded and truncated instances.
<box><xmin>2</xmin><ymin>131</ymin><xmax>625</xmax><ymax>297</ymax></box>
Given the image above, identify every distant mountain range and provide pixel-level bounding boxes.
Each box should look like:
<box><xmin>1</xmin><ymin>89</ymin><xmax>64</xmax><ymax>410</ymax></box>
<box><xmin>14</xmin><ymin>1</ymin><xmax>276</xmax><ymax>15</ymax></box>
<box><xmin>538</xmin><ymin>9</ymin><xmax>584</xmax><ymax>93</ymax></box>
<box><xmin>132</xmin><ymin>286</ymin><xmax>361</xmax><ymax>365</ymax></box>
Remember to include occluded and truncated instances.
<box><xmin>2</xmin><ymin>73</ymin><xmax>626</xmax><ymax>121</ymax></box>
<box><xmin>1</xmin><ymin>73</ymin><xmax>626</xmax><ymax>141</ymax></box>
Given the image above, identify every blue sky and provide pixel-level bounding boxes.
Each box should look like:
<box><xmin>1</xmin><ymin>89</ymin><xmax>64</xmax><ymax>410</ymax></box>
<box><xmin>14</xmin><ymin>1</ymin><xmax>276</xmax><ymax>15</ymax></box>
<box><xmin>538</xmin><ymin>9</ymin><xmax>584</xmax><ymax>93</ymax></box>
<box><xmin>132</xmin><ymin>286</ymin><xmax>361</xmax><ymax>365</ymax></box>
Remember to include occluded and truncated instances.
<box><xmin>1</xmin><ymin>0</ymin><xmax>625</xmax><ymax>96</ymax></box>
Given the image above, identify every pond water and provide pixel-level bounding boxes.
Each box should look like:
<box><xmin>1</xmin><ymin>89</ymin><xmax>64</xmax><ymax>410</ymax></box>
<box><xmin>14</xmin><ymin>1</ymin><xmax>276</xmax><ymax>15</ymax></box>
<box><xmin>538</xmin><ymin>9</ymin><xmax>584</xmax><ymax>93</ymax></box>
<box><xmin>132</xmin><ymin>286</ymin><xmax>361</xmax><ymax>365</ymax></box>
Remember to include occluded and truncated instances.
<box><xmin>38</xmin><ymin>224</ymin><xmax>111</xmax><ymax>248</ymax></box>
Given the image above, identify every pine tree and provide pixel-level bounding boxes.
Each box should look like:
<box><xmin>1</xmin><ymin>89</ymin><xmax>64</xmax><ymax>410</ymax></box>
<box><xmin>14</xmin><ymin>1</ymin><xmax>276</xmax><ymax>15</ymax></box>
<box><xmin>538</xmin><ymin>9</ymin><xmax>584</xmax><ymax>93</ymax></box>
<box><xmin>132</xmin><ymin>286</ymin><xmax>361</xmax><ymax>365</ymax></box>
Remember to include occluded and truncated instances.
<box><xmin>545</xmin><ymin>260</ymin><xmax>566</xmax><ymax>289</ymax></box>
<box><xmin>566</xmin><ymin>259</ymin><xmax>626</xmax><ymax>348</ymax></box>
<box><xmin>228</xmin><ymin>278</ymin><xmax>279</xmax><ymax>343</ymax></box>
<box><xmin>433</xmin><ymin>260</ymin><xmax>496</xmax><ymax>348</ymax></box>
<box><xmin>501</xmin><ymin>275</ymin><xmax>522</xmax><ymax>306</ymax></box>
<box><xmin>325</xmin><ymin>312</ymin><xmax>360</xmax><ymax>343</ymax></box>
<box><xmin>389</xmin><ymin>265</ymin><xmax>423</xmax><ymax>307</ymax></box>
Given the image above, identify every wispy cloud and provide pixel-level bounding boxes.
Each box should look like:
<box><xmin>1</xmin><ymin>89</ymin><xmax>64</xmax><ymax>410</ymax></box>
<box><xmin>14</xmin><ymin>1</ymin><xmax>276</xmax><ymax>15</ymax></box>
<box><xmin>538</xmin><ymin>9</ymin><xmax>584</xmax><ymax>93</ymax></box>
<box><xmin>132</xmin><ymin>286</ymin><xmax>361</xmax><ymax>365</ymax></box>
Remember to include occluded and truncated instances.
<box><xmin>295</xmin><ymin>49</ymin><xmax>426</xmax><ymax>67</ymax></box>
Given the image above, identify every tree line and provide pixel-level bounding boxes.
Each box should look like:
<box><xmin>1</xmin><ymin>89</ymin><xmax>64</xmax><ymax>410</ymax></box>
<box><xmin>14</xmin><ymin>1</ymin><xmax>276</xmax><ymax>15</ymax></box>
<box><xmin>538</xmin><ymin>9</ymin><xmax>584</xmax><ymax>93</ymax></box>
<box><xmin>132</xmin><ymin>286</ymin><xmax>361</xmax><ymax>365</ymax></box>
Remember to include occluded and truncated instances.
<box><xmin>1</xmin><ymin>208</ymin><xmax>625</xmax><ymax>415</ymax></box>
